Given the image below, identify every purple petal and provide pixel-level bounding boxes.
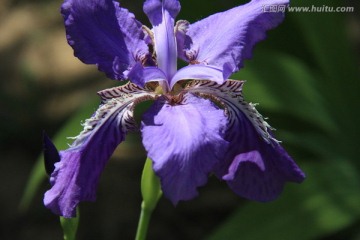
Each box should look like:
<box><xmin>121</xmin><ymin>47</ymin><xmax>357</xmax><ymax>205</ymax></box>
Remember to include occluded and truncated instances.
<box><xmin>43</xmin><ymin>132</ymin><xmax>61</xmax><ymax>176</ymax></box>
<box><xmin>223</xmin><ymin>142</ymin><xmax>304</xmax><ymax>202</ymax></box>
<box><xmin>141</xmin><ymin>93</ymin><xmax>229</xmax><ymax>204</ymax></box>
<box><xmin>179</xmin><ymin>0</ymin><xmax>288</xmax><ymax>73</ymax></box>
<box><xmin>143</xmin><ymin>0</ymin><xmax>180</xmax><ymax>80</ymax></box>
<box><xmin>61</xmin><ymin>0</ymin><xmax>149</xmax><ymax>80</ymax></box>
<box><xmin>169</xmin><ymin>64</ymin><xmax>232</xmax><ymax>89</ymax></box>
<box><xmin>187</xmin><ymin>80</ymin><xmax>305</xmax><ymax>201</ymax></box>
<box><xmin>44</xmin><ymin>83</ymin><xmax>156</xmax><ymax>217</ymax></box>
<box><xmin>127</xmin><ymin>63</ymin><xmax>167</xmax><ymax>88</ymax></box>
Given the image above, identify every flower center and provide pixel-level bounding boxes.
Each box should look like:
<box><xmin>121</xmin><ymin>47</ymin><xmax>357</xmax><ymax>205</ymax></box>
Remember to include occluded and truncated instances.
<box><xmin>149</xmin><ymin>82</ymin><xmax>187</xmax><ymax>105</ymax></box>
<box><xmin>149</xmin><ymin>82</ymin><xmax>184</xmax><ymax>95</ymax></box>
<box><xmin>164</xmin><ymin>92</ymin><xmax>185</xmax><ymax>105</ymax></box>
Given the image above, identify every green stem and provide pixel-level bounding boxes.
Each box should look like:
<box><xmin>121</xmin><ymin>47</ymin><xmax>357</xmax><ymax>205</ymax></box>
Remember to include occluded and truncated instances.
<box><xmin>135</xmin><ymin>202</ymin><xmax>152</xmax><ymax>240</ymax></box>
<box><xmin>60</xmin><ymin>208</ymin><xmax>79</xmax><ymax>240</ymax></box>
<box><xmin>135</xmin><ymin>158</ymin><xmax>162</xmax><ymax>240</ymax></box>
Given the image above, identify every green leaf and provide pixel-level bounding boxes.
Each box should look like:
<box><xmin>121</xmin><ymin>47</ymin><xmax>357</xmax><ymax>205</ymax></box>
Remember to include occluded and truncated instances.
<box><xmin>290</xmin><ymin>0</ymin><xmax>359</xmax><ymax>84</ymax></box>
<box><xmin>18</xmin><ymin>155</ymin><xmax>48</xmax><ymax>212</ymax></box>
<box><xmin>60</xmin><ymin>208</ymin><xmax>79</xmax><ymax>240</ymax></box>
<box><xmin>208</xmin><ymin>158</ymin><xmax>360</xmax><ymax>240</ymax></box>
<box><xmin>19</xmin><ymin>98</ymin><xmax>99</xmax><ymax>212</ymax></box>
<box><xmin>289</xmin><ymin>0</ymin><xmax>360</xmax><ymax>160</ymax></box>
<box><xmin>233</xmin><ymin>51</ymin><xmax>336</xmax><ymax>133</ymax></box>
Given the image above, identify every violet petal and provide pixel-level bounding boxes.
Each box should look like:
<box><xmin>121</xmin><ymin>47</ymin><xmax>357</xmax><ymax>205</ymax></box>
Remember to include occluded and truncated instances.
<box><xmin>43</xmin><ymin>132</ymin><xmax>60</xmax><ymax>176</ymax></box>
<box><xmin>223</xmin><ymin>143</ymin><xmax>304</xmax><ymax>201</ymax></box>
<box><xmin>44</xmin><ymin>83</ymin><xmax>156</xmax><ymax>217</ymax></box>
<box><xmin>143</xmin><ymin>0</ymin><xmax>180</xmax><ymax>80</ymax></box>
<box><xmin>187</xmin><ymin>80</ymin><xmax>305</xmax><ymax>201</ymax></box>
<box><xmin>180</xmin><ymin>0</ymin><xmax>288</xmax><ymax>73</ymax></box>
<box><xmin>141</xmin><ymin>93</ymin><xmax>229</xmax><ymax>204</ymax></box>
<box><xmin>61</xmin><ymin>0</ymin><xmax>148</xmax><ymax>80</ymax></box>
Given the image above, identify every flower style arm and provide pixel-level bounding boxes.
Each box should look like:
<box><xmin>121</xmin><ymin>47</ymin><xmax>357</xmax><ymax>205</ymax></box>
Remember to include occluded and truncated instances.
<box><xmin>44</xmin><ymin>83</ymin><xmax>156</xmax><ymax>217</ymax></box>
<box><xmin>169</xmin><ymin>64</ymin><xmax>230</xmax><ymax>89</ymax></box>
<box><xmin>61</xmin><ymin>0</ymin><xmax>150</xmax><ymax>80</ymax></box>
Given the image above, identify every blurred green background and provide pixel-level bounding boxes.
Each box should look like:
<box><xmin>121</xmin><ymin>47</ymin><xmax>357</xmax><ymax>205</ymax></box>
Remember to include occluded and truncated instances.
<box><xmin>1</xmin><ymin>0</ymin><xmax>359</xmax><ymax>239</ymax></box>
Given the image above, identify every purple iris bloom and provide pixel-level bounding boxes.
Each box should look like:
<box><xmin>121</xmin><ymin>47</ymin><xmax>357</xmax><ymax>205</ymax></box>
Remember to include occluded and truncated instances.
<box><xmin>44</xmin><ymin>0</ymin><xmax>305</xmax><ymax>218</ymax></box>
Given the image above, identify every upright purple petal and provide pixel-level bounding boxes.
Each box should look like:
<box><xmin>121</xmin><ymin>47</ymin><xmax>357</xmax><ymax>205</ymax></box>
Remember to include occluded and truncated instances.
<box><xmin>44</xmin><ymin>83</ymin><xmax>156</xmax><ymax>217</ymax></box>
<box><xmin>141</xmin><ymin>93</ymin><xmax>229</xmax><ymax>204</ymax></box>
<box><xmin>179</xmin><ymin>0</ymin><xmax>288</xmax><ymax>73</ymax></box>
<box><xmin>61</xmin><ymin>0</ymin><xmax>149</xmax><ymax>80</ymax></box>
<box><xmin>143</xmin><ymin>0</ymin><xmax>180</xmax><ymax>81</ymax></box>
<box><xmin>187</xmin><ymin>80</ymin><xmax>305</xmax><ymax>201</ymax></box>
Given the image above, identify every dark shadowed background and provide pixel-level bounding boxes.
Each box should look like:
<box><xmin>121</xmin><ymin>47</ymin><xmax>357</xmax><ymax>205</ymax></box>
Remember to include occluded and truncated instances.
<box><xmin>1</xmin><ymin>0</ymin><xmax>360</xmax><ymax>239</ymax></box>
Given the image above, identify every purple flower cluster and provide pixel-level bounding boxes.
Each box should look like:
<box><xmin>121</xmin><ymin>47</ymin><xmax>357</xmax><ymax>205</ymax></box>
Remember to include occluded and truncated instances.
<box><xmin>44</xmin><ymin>0</ymin><xmax>305</xmax><ymax>218</ymax></box>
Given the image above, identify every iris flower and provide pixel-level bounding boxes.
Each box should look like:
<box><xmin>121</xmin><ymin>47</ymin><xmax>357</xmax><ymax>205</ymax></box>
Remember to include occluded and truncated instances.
<box><xmin>44</xmin><ymin>0</ymin><xmax>305</xmax><ymax>218</ymax></box>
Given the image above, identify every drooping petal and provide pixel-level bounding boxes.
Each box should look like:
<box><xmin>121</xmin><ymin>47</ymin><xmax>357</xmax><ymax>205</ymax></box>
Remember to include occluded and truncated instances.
<box><xmin>222</xmin><ymin>144</ymin><xmax>304</xmax><ymax>201</ymax></box>
<box><xmin>43</xmin><ymin>132</ymin><xmax>61</xmax><ymax>176</ymax></box>
<box><xmin>169</xmin><ymin>64</ymin><xmax>232</xmax><ymax>89</ymax></box>
<box><xmin>141</xmin><ymin>93</ymin><xmax>229</xmax><ymax>204</ymax></box>
<box><xmin>143</xmin><ymin>0</ymin><xmax>180</xmax><ymax>80</ymax></box>
<box><xmin>187</xmin><ymin>80</ymin><xmax>305</xmax><ymax>201</ymax></box>
<box><xmin>61</xmin><ymin>0</ymin><xmax>149</xmax><ymax>80</ymax></box>
<box><xmin>179</xmin><ymin>0</ymin><xmax>288</xmax><ymax>73</ymax></box>
<box><xmin>44</xmin><ymin>83</ymin><xmax>156</xmax><ymax>217</ymax></box>
<box><xmin>220</xmin><ymin>103</ymin><xmax>305</xmax><ymax>201</ymax></box>
<box><xmin>127</xmin><ymin>63</ymin><xmax>167</xmax><ymax>88</ymax></box>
